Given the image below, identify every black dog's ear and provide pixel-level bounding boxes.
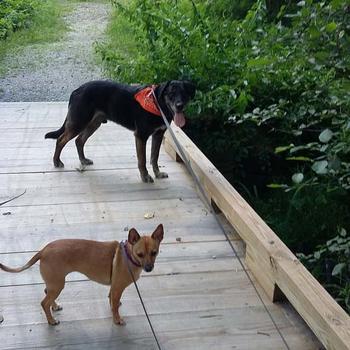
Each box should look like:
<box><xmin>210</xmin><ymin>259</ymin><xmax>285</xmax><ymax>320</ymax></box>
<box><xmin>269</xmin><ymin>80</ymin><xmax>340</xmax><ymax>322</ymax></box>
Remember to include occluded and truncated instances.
<box><xmin>157</xmin><ymin>81</ymin><xmax>171</xmax><ymax>99</ymax></box>
<box><xmin>183</xmin><ymin>81</ymin><xmax>196</xmax><ymax>99</ymax></box>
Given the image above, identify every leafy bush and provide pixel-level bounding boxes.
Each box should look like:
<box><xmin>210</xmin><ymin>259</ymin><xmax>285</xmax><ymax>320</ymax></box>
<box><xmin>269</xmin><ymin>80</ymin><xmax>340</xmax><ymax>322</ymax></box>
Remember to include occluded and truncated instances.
<box><xmin>298</xmin><ymin>228</ymin><xmax>350</xmax><ymax>313</ymax></box>
<box><xmin>97</xmin><ymin>0</ymin><xmax>350</xmax><ymax>311</ymax></box>
<box><xmin>0</xmin><ymin>0</ymin><xmax>39</xmax><ymax>40</ymax></box>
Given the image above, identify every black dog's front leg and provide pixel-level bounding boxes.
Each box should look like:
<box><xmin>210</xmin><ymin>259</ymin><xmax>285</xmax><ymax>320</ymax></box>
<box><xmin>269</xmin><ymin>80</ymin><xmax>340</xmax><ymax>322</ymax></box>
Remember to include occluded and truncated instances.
<box><xmin>135</xmin><ymin>136</ymin><xmax>153</xmax><ymax>183</ymax></box>
<box><xmin>151</xmin><ymin>128</ymin><xmax>168</xmax><ymax>179</ymax></box>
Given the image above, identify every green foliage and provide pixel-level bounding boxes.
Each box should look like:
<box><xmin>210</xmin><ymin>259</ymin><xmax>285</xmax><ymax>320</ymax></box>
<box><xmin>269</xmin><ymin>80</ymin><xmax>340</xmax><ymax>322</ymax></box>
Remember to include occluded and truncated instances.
<box><xmin>98</xmin><ymin>0</ymin><xmax>350</xmax><ymax>310</ymax></box>
<box><xmin>0</xmin><ymin>0</ymin><xmax>39</xmax><ymax>40</ymax></box>
<box><xmin>298</xmin><ymin>228</ymin><xmax>350</xmax><ymax>313</ymax></box>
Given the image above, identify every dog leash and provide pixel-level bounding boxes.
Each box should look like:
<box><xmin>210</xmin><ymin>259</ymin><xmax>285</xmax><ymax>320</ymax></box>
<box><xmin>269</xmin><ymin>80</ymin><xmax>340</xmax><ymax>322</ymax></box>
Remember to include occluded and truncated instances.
<box><xmin>120</xmin><ymin>241</ymin><xmax>162</xmax><ymax>350</ymax></box>
<box><xmin>152</xmin><ymin>90</ymin><xmax>291</xmax><ymax>350</ymax></box>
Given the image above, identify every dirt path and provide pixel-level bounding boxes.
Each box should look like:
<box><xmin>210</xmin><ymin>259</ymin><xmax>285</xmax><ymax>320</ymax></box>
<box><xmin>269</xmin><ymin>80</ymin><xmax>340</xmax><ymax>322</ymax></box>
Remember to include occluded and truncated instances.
<box><xmin>0</xmin><ymin>1</ymin><xmax>110</xmax><ymax>102</ymax></box>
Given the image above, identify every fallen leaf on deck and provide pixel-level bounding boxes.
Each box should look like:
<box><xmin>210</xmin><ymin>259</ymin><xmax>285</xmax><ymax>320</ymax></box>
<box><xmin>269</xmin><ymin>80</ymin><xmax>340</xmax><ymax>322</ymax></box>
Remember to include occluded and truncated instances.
<box><xmin>144</xmin><ymin>212</ymin><xmax>155</xmax><ymax>219</ymax></box>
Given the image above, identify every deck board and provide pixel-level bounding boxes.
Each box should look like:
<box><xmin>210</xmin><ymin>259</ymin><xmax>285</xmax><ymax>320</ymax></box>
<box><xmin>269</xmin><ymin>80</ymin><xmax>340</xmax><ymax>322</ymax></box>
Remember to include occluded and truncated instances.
<box><xmin>0</xmin><ymin>102</ymin><xmax>322</xmax><ymax>349</ymax></box>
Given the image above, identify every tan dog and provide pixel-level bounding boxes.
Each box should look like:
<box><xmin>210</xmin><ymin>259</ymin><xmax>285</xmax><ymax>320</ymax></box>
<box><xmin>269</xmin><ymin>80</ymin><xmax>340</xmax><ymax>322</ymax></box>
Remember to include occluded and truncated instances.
<box><xmin>0</xmin><ymin>224</ymin><xmax>164</xmax><ymax>326</ymax></box>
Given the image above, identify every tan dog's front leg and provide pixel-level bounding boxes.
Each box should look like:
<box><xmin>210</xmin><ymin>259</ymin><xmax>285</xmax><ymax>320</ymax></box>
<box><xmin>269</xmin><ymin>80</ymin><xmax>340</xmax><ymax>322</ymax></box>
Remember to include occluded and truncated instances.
<box><xmin>110</xmin><ymin>287</ymin><xmax>126</xmax><ymax>325</ymax></box>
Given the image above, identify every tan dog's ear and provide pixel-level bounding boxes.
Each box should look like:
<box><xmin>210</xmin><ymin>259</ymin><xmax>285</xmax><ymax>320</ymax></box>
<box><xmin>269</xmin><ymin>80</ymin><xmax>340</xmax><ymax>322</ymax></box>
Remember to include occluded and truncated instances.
<box><xmin>128</xmin><ymin>228</ymin><xmax>140</xmax><ymax>245</ymax></box>
<box><xmin>151</xmin><ymin>224</ymin><xmax>164</xmax><ymax>242</ymax></box>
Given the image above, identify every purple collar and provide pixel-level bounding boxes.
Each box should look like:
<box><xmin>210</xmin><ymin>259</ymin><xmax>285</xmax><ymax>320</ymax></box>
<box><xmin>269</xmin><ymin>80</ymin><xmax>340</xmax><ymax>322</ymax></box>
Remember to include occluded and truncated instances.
<box><xmin>121</xmin><ymin>241</ymin><xmax>142</xmax><ymax>268</ymax></box>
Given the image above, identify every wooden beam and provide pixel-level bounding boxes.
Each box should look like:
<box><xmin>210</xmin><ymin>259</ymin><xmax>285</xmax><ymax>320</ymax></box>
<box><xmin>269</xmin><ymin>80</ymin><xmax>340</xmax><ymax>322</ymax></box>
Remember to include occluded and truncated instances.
<box><xmin>163</xmin><ymin>126</ymin><xmax>350</xmax><ymax>350</ymax></box>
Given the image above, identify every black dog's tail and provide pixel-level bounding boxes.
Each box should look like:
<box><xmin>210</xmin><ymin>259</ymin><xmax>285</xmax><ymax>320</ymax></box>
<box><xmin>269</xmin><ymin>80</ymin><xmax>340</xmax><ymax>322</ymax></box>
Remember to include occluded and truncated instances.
<box><xmin>45</xmin><ymin>121</ymin><xmax>66</xmax><ymax>139</ymax></box>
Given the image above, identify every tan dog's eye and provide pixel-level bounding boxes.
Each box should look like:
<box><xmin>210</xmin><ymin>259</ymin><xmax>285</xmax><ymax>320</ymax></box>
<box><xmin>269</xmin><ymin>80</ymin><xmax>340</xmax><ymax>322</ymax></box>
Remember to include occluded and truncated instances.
<box><xmin>137</xmin><ymin>253</ymin><xmax>144</xmax><ymax>258</ymax></box>
<box><xmin>151</xmin><ymin>251</ymin><xmax>157</xmax><ymax>257</ymax></box>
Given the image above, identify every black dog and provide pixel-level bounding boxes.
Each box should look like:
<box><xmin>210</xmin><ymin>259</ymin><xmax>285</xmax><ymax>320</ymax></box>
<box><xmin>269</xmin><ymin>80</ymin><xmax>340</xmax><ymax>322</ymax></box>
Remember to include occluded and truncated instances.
<box><xmin>45</xmin><ymin>80</ymin><xmax>195</xmax><ymax>182</ymax></box>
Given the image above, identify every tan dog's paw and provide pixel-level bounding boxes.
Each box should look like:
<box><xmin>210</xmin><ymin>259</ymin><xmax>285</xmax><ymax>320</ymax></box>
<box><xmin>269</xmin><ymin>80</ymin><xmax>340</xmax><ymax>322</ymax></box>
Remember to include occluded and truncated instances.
<box><xmin>114</xmin><ymin>317</ymin><xmax>126</xmax><ymax>326</ymax></box>
<box><xmin>49</xmin><ymin>319</ymin><xmax>60</xmax><ymax>326</ymax></box>
<box><xmin>52</xmin><ymin>304</ymin><xmax>63</xmax><ymax>312</ymax></box>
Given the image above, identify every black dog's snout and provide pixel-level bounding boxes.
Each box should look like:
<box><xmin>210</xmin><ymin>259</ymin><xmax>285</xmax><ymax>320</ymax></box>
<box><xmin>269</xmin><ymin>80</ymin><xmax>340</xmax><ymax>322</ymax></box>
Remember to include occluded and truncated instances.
<box><xmin>175</xmin><ymin>102</ymin><xmax>184</xmax><ymax>110</ymax></box>
<box><xmin>144</xmin><ymin>264</ymin><xmax>154</xmax><ymax>272</ymax></box>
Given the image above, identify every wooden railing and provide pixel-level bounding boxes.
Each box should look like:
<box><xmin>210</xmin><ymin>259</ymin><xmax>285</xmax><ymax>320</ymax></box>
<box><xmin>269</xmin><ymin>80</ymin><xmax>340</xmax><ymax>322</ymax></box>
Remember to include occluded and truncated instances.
<box><xmin>164</xmin><ymin>126</ymin><xmax>350</xmax><ymax>350</ymax></box>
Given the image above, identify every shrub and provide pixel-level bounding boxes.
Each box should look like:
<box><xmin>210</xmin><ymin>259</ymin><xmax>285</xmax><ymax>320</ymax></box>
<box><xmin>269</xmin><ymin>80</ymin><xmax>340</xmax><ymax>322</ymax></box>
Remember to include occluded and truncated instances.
<box><xmin>298</xmin><ymin>228</ymin><xmax>350</xmax><ymax>313</ymax></box>
<box><xmin>0</xmin><ymin>0</ymin><xmax>39</xmax><ymax>40</ymax></box>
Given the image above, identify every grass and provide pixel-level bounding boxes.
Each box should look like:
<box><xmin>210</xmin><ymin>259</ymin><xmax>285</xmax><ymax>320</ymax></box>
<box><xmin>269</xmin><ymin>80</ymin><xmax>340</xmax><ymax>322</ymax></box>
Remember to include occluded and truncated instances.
<box><xmin>0</xmin><ymin>0</ymin><xmax>75</xmax><ymax>76</ymax></box>
<box><xmin>95</xmin><ymin>0</ymin><xmax>137</xmax><ymax>77</ymax></box>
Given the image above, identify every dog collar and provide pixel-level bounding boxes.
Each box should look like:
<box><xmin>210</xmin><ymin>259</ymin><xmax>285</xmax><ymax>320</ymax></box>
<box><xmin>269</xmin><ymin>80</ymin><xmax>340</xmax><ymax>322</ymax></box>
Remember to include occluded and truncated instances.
<box><xmin>121</xmin><ymin>241</ymin><xmax>142</xmax><ymax>268</ymax></box>
<box><xmin>134</xmin><ymin>85</ymin><xmax>162</xmax><ymax>117</ymax></box>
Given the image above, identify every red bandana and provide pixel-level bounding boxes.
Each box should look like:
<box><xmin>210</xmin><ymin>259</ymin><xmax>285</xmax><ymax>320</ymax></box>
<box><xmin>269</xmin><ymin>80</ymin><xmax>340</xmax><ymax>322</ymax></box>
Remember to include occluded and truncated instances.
<box><xmin>134</xmin><ymin>85</ymin><xmax>161</xmax><ymax>117</ymax></box>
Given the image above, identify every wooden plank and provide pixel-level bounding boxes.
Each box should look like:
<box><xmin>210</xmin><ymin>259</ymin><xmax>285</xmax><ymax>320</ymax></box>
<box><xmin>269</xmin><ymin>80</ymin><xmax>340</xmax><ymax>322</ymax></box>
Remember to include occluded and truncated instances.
<box><xmin>0</xmin><ymin>256</ymin><xmax>241</xmax><ymax>286</ymax></box>
<box><xmin>0</xmin><ymin>171</ymin><xmax>197</xmax><ymax>207</ymax></box>
<box><xmin>164</xmin><ymin>126</ymin><xmax>350</xmax><ymax>350</ymax></box>
<box><xmin>0</xmin><ymin>243</ymin><xmax>244</xmax><ymax>285</ymax></box>
<box><xmin>0</xmin><ymin>128</ymin><xmax>134</xmax><ymax>147</ymax></box>
<box><xmin>0</xmin><ymin>216</ymin><xmax>239</xmax><ymax>253</ymax></box>
<box><xmin>0</xmin><ymin>271</ymin><xmax>258</xmax><ymax>313</ymax></box>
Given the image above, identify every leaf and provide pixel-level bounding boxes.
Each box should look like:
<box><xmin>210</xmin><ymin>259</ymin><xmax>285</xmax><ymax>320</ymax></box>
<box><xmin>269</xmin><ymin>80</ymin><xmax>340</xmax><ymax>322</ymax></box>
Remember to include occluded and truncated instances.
<box><xmin>275</xmin><ymin>144</ymin><xmax>293</xmax><ymax>153</ymax></box>
<box><xmin>144</xmin><ymin>212</ymin><xmax>155</xmax><ymax>219</ymax></box>
<box><xmin>247</xmin><ymin>57</ymin><xmax>273</xmax><ymax>68</ymax></box>
<box><xmin>339</xmin><ymin>228</ymin><xmax>347</xmax><ymax>237</ymax></box>
<box><xmin>319</xmin><ymin>129</ymin><xmax>333</xmax><ymax>143</ymax></box>
<box><xmin>286</xmin><ymin>156</ymin><xmax>312</xmax><ymax>161</ymax></box>
<box><xmin>312</xmin><ymin>160</ymin><xmax>328</xmax><ymax>174</ymax></box>
<box><xmin>267</xmin><ymin>183</ymin><xmax>288</xmax><ymax>189</ymax></box>
<box><xmin>292</xmin><ymin>173</ymin><xmax>304</xmax><ymax>184</ymax></box>
<box><xmin>325</xmin><ymin>22</ymin><xmax>337</xmax><ymax>33</ymax></box>
<box><xmin>332</xmin><ymin>263</ymin><xmax>346</xmax><ymax>276</ymax></box>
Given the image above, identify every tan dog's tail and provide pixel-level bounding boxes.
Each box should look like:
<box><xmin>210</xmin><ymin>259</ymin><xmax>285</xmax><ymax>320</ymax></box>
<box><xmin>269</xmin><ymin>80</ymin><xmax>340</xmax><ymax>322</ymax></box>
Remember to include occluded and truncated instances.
<box><xmin>0</xmin><ymin>252</ymin><xmax>41</xmax><ymax>273</ymax></box>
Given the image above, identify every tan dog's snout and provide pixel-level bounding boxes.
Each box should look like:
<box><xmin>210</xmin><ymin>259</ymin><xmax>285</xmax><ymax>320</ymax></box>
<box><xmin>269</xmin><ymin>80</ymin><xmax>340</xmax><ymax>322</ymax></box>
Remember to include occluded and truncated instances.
<box><xmin>144</xmin><ymin>263</ymin><xmax>154</xmax><ymax>272</ymax></box>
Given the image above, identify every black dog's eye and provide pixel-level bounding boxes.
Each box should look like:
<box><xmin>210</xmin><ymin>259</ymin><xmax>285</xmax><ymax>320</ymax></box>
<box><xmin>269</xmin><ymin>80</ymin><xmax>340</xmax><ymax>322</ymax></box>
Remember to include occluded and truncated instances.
<box><xmin>151</xmin><ymin>251</ymin><xmax>157</xmax><ymax>257</ymax></box>
<box><xmin>137</xmin><ymin>253</ymin><xmax>144</xmax><ymax>258</ymax></box>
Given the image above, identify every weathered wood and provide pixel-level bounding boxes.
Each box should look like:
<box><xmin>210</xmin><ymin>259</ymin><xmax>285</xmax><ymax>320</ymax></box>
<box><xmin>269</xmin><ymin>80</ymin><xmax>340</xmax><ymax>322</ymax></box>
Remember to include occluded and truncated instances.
<box><xmin>164</xmin><ymin>125</ymin><xmax>350</xmax><ymax>350</ymax></box>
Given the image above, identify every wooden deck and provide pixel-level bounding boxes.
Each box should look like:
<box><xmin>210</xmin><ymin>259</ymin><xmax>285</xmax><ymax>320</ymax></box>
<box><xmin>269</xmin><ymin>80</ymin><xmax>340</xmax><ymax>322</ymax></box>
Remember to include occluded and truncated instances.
<box><xmin>0</xmin><ymin>102</ymin><xmax>322</xmax><ymax>349</ymax></box>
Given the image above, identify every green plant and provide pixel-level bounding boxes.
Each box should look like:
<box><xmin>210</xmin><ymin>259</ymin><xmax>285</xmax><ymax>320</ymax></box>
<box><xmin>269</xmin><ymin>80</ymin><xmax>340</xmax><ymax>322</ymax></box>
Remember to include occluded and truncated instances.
<box><xmin>298</xmin><ymin>228</ymin><xmax>350</xmax><ymax>313</ymax></box>
<box><xmin>0</xmin><ymin>0</ymin><xmax>39</xmax><ymax>40</ymax></box>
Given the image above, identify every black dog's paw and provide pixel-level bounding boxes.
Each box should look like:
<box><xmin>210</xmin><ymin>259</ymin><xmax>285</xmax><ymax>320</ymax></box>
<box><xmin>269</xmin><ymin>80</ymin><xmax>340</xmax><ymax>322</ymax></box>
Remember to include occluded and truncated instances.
<box><xmin>155</xmin><ymin>171</ymin><xmax>168</xmax><ymax>179</ymax></box>
<box><xmin>54</xmin><ymin>159</ymin><xmax>64</xmax><ymax>168</ymax></box>
<box><xmin>80</xmin><ymin>158</ymin><xmax>93</xmax><ymax>166</ymax></box>
<box><xmin>141</xmin><ymin>174</ymin><xmax>154</xmax><ymax>183</ymax></box>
